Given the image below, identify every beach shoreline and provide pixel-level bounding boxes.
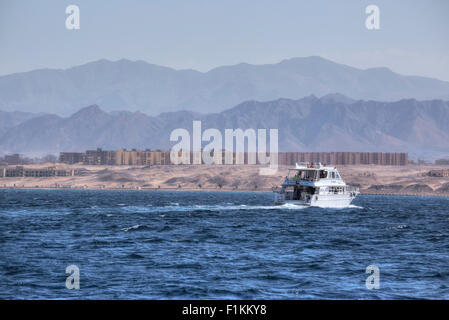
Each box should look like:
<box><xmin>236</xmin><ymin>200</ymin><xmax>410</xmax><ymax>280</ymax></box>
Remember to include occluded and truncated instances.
<box><xmin>1</xmin><ymin>163</ymin><xmax>449</xmax><ymax>197</ymax></box>
<box><xmin>1</xmin><ymin>185</ymin><xmax>449</xmax><ymax>198</ymax></box>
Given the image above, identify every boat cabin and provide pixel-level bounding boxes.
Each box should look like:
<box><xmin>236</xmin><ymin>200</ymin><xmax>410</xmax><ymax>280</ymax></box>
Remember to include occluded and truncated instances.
<box><xmin>286</xmin><ymin>164</ymin><xmax>342</xmax><ymax>183</ymax></box>
<box><xmin>281</xmin><ymin>163</ymin><xmax>345</xmax><ymax>201</ymax></box>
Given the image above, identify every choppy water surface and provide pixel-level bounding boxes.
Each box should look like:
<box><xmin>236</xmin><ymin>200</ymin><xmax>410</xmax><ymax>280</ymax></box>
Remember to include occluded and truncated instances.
<box><xmin>1</xmin><ymin>189</ymin><xmax>448</xmax><ymax>299</ymax></box>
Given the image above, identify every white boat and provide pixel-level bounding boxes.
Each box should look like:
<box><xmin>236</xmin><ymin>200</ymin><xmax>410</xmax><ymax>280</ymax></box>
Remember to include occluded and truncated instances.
<box><xmin>274</xmin><ymin>162</ymin><xmax>359</xmax><ymax>208</ymax></box>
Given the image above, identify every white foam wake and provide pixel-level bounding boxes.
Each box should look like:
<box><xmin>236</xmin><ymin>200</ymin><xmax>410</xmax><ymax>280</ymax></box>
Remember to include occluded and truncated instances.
<box><xmin>116</xmin><ymin>203</ymin><xmax>309</xmax><ymax>213</ymax></box>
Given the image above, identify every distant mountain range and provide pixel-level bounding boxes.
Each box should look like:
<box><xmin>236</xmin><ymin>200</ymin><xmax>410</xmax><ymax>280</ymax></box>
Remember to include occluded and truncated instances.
<box><xmin>1</xmin><ymin>56</ymin><xmax>449</xmax><ymax>115</ymax></box>
<box><xmin>1</xmin><ymin>94</ymin><xmax>448</xmax><ymax>159</ymax></box>
<box><xmin>0</xmin><ymin>110</ymin><xmax>41</xmax><ymax>138</ymax></box>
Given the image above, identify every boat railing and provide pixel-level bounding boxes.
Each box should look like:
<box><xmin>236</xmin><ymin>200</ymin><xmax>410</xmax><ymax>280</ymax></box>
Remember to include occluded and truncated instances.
<box><xmin>285</xmin><ymin>177</ymin><xmax>316</xmax><ymax>185</ymax></box>
<box><xmin>346</xmin><ymin>185</ymin><xmax>360</xmax><ymax>193</ymax></box>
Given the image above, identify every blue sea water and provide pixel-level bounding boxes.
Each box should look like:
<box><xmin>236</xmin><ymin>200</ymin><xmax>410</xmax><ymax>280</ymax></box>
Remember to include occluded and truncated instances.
<box><xmin>0</xmin><ymin>189</ymin><xmax>448</xmax><ymax>299</ymax></box>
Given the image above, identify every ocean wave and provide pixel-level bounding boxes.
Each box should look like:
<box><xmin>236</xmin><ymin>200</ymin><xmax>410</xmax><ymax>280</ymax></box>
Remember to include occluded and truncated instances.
<box><xmin>116</xmin><ymin>203</ymin><xmax>310</xmax><ymax>213</ymax></box>
<box><xmin>121</xmin><ymin>224</ymin><xmax>146</xmax><ymax>232</ymax></box>
<box><xmin>387</xmin><ymin>224</ymin><xmax>409</xmax><ymax>231</ymax></box>
<box><xmin>112</xmin><ymin>202</ymin><xmax>366</xmax><ymax>213</ymax></box>
<box><xmin>347</xmin><ymin>204</ymin><xmax>364</xmax><ymax>209</ymax></box>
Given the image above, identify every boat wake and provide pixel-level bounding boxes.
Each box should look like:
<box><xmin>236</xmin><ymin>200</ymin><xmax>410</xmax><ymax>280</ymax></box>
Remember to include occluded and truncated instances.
<box><xmin>312</xmin><ymin>204</ymin><xmax>364</xmax><ymax>210</ymax></box>
<box><xmin>117</xmin><ymin>203</ymin><xmax>309</xmax><ymax>213</ymax></box>
<box><xmin>103</xmin><ymin>202</ymin><xmax>364</xmax><ymax>214</ymax></box>
<box><xmin>347</xmin><ymin>204</ymin><xmax>363</xmax><ymax>209</ymax></box>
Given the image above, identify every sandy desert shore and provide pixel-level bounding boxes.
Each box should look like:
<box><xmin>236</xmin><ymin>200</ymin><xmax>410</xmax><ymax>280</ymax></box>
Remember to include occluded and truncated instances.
<box><xmin>1</xmin><ymin>163</ymin><xmax>449</xmax><ymax>197</ymax></box>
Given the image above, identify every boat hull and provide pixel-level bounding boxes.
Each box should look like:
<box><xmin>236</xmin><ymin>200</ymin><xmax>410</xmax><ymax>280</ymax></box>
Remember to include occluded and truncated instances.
<box><xmin>274</xmin><ymin>192</ymin><xmax>356</xmax><ymax>208</ymax></box>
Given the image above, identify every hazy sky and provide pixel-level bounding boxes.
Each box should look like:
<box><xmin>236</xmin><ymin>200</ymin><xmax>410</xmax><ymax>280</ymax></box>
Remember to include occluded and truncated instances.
<box><xmin>1</xmin><ymin>0</ymin><xmax>449</xmax><ymax>80</ymax></box>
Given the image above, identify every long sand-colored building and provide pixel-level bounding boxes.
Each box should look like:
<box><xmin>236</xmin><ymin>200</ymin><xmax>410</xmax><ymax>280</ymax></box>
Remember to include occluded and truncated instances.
<box><xmin>59</xmin><ymin>149</ymin><xmax>408</xmax><ymax>166</ymax></box>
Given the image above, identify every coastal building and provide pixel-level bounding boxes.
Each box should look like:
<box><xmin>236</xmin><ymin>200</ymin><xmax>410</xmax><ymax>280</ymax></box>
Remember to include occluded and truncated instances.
<box><xmin>58</xmin><ymin>149</ymin><xmax>408</xmax><ymax>166</ymax></box>
<box><xmin>146</xmin><ymin>150</ymin><xmax>171</xmax><ymax>165</ymax></box>
<box><xmin>428</xmin><ymin>169</ymin><xmax>449</xmax><ymax>177</ymax></box>
<box><xmin>277</xmin><ymin>152</ymin><xmax>408</xmax><ymax>166</ymax></box>
<box><xmin>85</xmin><ymin>148</ymin><xmax>114</xmax><ymax>165</ymax></box>
<box><xmin>435</xmin><ymin>158</ymin><xmax>449</xmax><ymax>165</ymax></box>
<box><xmin>59</xmin><ymin>152</ymin><xmax>85</xmax><ymax>164</ymax></box>
<box><xmin>59</xmin><ymin>149</ymin><xmax>171</xmax><ymax>166</ymax></box>
<box><xmin>4</xmin><ymin>154</ymin><xmax>21</xmax><ymax>165</ymax></box>
<box><xmin>0</xmin><ymin>166</ymin><xmax>75</xmax><ymax>178</ymax></box>
<box><xmin>115</xmin><ymin>149</ymin><xmax>167</xmax><ymax>165</ymax></box>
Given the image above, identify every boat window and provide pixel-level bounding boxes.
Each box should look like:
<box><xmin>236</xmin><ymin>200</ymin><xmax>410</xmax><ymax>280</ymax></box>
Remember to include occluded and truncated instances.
<box><xmin>288</xmin><ymin>170</ymin><xmax>319</xmax><ymax>181</ymax></box>
<box><xmin>335</xmin><ymin>172</ymin><xmax>340</xmax><ymax>179</ymax></box>
<box><xmin>288</xmin><ymin>170</ymin><xmax>300</xmax><ymax>179</ymax></box>
<box><xmin>331</xmin><ymin>172</ymin><xmax>335</xmax><ymax>179</ymax></box>
<box><xmin>319</xmin><ymin>170</ymin><xmax>327</xmax><ymax>179</ymax></box>
<box><xmin>304</xmin><ymin>170</ymin><xmax>317</xmax><ymax>180</ymax></box>
<box><xmin>329</xmin><ymin>186</ymin><xmax>338</xmax><ymax>194</ymax></box>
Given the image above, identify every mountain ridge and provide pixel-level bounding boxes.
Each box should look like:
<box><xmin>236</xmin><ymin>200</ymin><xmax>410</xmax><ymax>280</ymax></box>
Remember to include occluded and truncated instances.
<box><xmin>1</xmin><ymin>94</ymin><xmax>448</xmax><ymax>159</ymax></box>
<box><xmin>1</xmin><ymin>56</ymin><xmax>449</xmax><ymax>116</ymax></box>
